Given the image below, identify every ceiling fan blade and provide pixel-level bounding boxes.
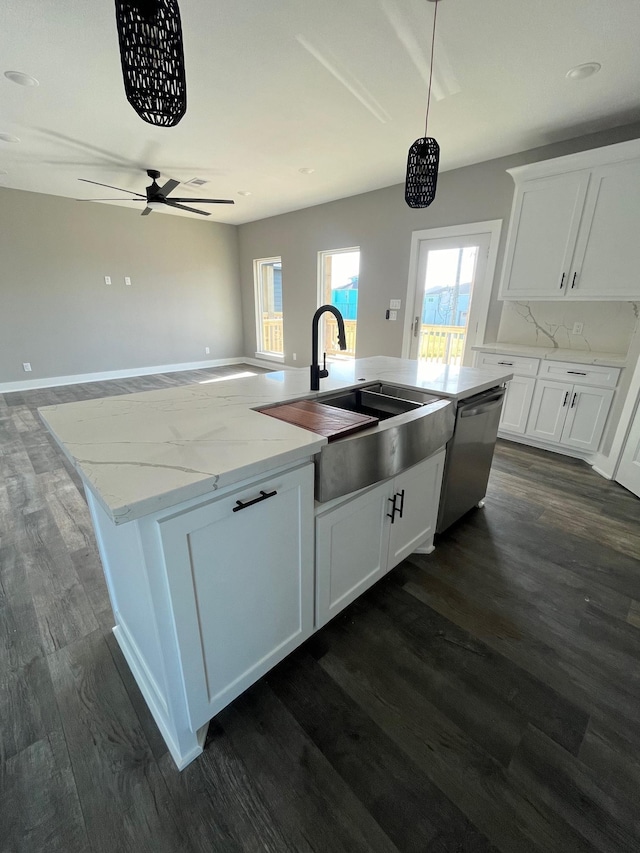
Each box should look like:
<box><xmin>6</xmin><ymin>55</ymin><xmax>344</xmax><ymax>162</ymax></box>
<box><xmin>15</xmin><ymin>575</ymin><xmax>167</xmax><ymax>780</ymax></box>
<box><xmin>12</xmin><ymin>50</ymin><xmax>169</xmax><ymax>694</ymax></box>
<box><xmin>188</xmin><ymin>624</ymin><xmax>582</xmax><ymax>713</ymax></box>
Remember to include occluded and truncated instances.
<box><xmin>78</xmin><ymin>178</ymin><xmax>146</xmax><ymax>198</ymax></box>
<box><xmin>76</xmin><ymin>198</ymin><xmax>148</xmax><ymax>201</ymax></box>
<box><xmin>141</xmin><ymin>207</ymin><xmax>153</xmax><ymax>216</ymax></box>
<box><xmin>158</xmin><ymin>178</ymin><xmax>180</xmax><ymax>196</ymax></box>
<box><xmin>163</xmin><ymin>200</ymin><xmax>211</xmax><ymax>216</ymax></box>
<box><xmin>168</xmin><ymin>197</ymin><xmax>235</xmax><ymax>204</ymax></box>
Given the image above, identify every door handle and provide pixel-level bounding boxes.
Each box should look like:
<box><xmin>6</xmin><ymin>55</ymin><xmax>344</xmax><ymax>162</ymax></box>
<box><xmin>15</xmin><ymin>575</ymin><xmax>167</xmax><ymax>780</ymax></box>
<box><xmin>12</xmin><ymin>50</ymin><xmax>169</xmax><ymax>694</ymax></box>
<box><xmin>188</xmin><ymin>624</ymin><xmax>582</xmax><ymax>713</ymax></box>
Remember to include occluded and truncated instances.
<box><xmin>562</xmin><ymin>392</ymin><xmax>569</xmax><ymax>407</ymax></box>
<box><xmin>387</xmin><ymin>495</ymin><xmax>398</xmax><ymax>523</ymax></box>
<box><xmin>232</xmin><ymin>489</ymin><xmax>277</xmax><ymax>512</ymax></box>
<box><xmin>570</xmin><ymin>392</ymin><xmax>577</xmax><ymax>408</ymax></box>
<box><xmin>396</xmin><ymin>489</ymin><xmax>405</xmax><ymax>519</ymax></box>
<box><xmin>559</xmin><ymin>272</ymin><xmax>565</xmax><ymax>289</ymax></box>
<box><xmin>571</xmin><ymin>272</ymin><xmax>578</xmax><ymax>289</ymax></box>
<box><xmin>413</xmin><ymin>316</ymin><xmax>420</xmax><ymax>338</ymax></box>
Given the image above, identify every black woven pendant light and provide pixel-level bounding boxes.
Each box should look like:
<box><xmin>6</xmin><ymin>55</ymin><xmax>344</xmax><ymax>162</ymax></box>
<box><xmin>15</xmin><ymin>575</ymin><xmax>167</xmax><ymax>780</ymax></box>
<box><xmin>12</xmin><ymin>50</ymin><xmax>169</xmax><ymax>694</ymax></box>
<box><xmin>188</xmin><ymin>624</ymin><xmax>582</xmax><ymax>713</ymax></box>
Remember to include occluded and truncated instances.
<box><xmin>405</xmin><ymin>0</ymin><xmax>441</xmax><ymax>208</ymax></box>
<box><xmin>115</xmin><ymin>0</ymin><xmax>187</xmax><ymax>127</ymax></box>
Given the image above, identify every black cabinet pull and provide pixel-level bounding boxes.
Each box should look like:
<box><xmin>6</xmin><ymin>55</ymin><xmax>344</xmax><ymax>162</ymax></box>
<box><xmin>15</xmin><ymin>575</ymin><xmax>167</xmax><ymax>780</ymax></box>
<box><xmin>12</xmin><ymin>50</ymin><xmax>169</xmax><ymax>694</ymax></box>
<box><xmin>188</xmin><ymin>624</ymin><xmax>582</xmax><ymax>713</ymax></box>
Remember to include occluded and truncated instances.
<box><xmin>570</xmin><ymin>393</ymin><xmax>577</xmax><ymax>408</ymax></box>
<box><xmin>559</xmin><ymin>272</ymin><xmax>565</xmax><ymax>289</ymax></box>
<box><xmin>497</xmin><ymin>361</ymin><xmax>514</xmax><ymax>366</ymax></box>
<box><xmin>567</xmin><ymin>370</ymin><xmax>587</xmax><ymax>376</ymax></box>
<box><xmin>396</xmin><ymin>489</ymin><xmax>405</xmax><ymax>519</ymax></box>
<box><xmin>387</xmin><ymin>495</ymin><xmax>398</xmax><ymax>523</ymax></box>
<box><xmin>233</xmin><ymin>489</ymin><xmax>277</xmax><ymax>512</ymax></box>
<box><xmin>571</xmin><ymin>272</ymin><xmax>577</xmax><ymax>289</ymax></box>
<box><xmin>562</xmin><ymin>392</ymin><xmax>569</xmax><ymax>407</ymax></box>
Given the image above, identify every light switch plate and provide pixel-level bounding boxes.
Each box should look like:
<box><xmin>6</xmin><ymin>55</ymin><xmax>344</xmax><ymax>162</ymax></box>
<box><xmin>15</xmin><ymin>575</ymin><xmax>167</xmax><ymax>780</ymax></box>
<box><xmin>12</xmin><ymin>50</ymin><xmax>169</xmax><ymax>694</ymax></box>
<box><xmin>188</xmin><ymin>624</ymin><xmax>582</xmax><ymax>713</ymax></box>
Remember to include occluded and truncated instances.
<box><xmin>390</xmin><ymin>299</ymin><xmax>401</xmax><ymax>310</ymax></box>
<box><xmin>125</xmin><ymin>276</ymin><xmax>132</xmax><ymax>286</ymax></box>
<box><xmin>389</xmin><ymin>310</ymin><xmax>398</xmax><ymax>321</ymax></box>
<box><xmin>104</xmin><ymin>275</ymin><xmax>112</xmax><ymax>285</ymax></box>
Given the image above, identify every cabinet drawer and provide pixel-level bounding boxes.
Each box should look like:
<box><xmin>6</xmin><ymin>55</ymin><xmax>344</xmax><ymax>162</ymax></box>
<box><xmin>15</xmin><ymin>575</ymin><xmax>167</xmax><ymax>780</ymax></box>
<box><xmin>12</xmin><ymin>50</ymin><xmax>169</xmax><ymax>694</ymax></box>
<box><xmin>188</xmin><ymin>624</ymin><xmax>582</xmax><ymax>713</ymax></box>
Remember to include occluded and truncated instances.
<box><xmin>475</xmin><ymin>352</ymin><xmax>540</xmax><ymax>377</ymax></box>
<box><xmin>538</xmin><ymin>360</ymin><xmax>620</xmax><ymax>388</ymax></box>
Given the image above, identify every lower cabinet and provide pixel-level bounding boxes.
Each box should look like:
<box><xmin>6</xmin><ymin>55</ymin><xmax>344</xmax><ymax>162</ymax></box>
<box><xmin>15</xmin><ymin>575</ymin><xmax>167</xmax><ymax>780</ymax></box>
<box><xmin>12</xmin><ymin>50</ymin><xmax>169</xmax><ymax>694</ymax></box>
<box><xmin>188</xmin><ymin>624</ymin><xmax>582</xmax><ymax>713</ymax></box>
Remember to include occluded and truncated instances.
<box><xmin>500</xmin><ymin>375</ymin><xmax>536</xmax><ymax>434</ymax></box>
<box><xmin>526</xmin><ymin>379</ymin><xmax>614</xmax><ymax>453</ymax></box>
<box><xmin>158</xmin><ymin>462</ymin><xmax>315</xmax><ymax>731</ymax></box>
<box><xmin>315</xmin><ymin>449</ymin><xmax>445</xmax><ymax>628</ymax></box>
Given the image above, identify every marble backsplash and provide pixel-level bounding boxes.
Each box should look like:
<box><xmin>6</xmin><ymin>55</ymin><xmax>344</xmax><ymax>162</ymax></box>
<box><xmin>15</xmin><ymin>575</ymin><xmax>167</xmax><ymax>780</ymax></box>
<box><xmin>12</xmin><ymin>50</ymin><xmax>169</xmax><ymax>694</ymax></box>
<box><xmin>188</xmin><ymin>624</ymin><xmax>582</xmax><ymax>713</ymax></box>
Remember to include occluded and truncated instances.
<box><xmin>497</xmin><ymin>301</ymin><xmax>639</xmax><ymax>355</ymax></box>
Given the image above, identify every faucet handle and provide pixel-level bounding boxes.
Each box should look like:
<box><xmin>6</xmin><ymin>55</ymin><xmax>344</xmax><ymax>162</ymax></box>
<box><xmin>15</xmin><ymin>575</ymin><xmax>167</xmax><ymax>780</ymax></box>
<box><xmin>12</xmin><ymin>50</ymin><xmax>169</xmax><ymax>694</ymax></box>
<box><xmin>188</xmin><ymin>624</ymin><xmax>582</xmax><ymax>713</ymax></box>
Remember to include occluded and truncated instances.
<box><xmin>320</xmin><ymin>352</ymin><xmax>329</xmax><ymax>379</ymax></box>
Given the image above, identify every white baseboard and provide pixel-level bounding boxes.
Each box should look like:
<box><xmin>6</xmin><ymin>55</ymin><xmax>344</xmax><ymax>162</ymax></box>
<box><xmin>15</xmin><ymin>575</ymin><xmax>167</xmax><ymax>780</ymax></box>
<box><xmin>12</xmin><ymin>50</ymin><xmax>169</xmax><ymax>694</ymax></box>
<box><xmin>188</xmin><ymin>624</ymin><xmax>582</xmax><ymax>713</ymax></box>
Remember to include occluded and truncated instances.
<box><xmin>0</xmin><ymin>356</ymin><xmax>278</xmax><ymax>393</ymax></box>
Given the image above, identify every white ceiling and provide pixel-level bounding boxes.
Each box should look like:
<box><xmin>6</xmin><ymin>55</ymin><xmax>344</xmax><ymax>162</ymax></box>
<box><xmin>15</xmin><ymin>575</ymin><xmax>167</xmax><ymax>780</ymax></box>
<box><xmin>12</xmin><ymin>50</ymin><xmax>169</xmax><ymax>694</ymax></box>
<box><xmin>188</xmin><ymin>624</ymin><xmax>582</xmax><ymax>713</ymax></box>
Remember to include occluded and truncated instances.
<box><xmin>1</xmin><ymin>0</ymin><xmax>639</xmax><ymax>225</ymax></box>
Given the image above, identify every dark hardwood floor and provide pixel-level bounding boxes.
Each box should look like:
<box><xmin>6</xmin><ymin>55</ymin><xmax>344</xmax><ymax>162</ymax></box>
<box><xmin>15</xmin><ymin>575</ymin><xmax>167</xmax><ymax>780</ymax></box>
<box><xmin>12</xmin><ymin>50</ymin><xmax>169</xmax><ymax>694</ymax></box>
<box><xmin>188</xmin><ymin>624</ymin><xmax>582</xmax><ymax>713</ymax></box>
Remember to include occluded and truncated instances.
<box><xmin>1</xmin><ymin>367</ymin><xmax>639</xmax><ymax>852</ymax></box>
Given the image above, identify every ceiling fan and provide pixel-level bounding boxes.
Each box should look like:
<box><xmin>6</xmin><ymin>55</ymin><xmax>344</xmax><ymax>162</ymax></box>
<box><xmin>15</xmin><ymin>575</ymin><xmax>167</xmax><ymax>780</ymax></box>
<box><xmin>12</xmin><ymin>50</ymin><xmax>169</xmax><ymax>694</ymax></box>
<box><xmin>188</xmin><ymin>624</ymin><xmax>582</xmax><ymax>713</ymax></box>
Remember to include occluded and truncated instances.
<box><xmin>77</xmin><ymin>169</ymin><xmax>234</xmax><ymax>216</ymax></box>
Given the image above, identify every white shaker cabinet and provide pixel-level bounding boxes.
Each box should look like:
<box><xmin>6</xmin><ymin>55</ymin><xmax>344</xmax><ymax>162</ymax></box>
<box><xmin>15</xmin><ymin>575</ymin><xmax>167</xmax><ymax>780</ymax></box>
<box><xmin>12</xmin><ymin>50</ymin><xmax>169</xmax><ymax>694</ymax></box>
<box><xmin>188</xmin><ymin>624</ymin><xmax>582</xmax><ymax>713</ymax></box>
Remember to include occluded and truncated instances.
<box><xmin>315</xmin><ymin>449</ymin><xmax>445</xmax><ymax>628</ymax></box>
<box><xmin>499</xmin><ymin>139</ymin><xmax>640</xmax><ymax>300</ymax></box>
<box><xmin>157</xmin><ymin>462</ymin><xmax>315</xmax><ymax>733</ymax></box>
<box><xmin>526</xmin><ymin>379</ymin><xmax>614</xmax><ymax>453</ymax></box>
<box><xmin>499</xmin><ymin>376</ymin><xmax>537</xmax><ymax>434</ymax></box>
<box><xmin>500</xmin><ymin>172</ymin><xmax>589</xmax><ymax>299</ymax></box>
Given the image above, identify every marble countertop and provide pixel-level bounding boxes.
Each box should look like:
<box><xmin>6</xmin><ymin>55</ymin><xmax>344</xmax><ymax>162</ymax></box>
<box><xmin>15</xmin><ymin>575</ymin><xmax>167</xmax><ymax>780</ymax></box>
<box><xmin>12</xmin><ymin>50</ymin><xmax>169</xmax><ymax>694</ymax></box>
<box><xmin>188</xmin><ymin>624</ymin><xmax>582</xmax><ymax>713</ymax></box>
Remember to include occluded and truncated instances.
<box><xmin>38</xmin><ymin>356</ymin><xmax>512</xmax><ymax>525</ymax></box>
<box><xmin>472</xmin><ymin>343</ymin><xmax>627</xmax><ymax>367</ymax></box>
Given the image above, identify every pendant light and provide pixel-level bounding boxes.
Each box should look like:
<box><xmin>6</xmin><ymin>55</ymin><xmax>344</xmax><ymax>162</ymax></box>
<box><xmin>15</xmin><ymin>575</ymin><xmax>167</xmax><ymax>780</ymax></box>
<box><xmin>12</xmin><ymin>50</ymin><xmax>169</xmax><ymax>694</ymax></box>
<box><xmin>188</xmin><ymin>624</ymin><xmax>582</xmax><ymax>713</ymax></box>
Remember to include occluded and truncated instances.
<box><xmin>405</xmin><ymin>0</ymin><xmax>441</xmax><ymax>208</ymax></box>
<box><xmin>114</xmin><ymin>0</ymin><xmax>187</xmax><ymax>127</ymax></box>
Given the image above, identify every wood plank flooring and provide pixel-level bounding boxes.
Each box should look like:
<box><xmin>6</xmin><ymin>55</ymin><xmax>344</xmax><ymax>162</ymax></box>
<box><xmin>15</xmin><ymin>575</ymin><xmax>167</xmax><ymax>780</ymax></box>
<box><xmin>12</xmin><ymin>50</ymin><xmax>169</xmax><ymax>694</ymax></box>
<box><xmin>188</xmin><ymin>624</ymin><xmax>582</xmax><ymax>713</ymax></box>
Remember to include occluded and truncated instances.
<box><xmin>1</xmin><ymin>368</ymin><xmax>639</xmax><ymax>852</ymax></box>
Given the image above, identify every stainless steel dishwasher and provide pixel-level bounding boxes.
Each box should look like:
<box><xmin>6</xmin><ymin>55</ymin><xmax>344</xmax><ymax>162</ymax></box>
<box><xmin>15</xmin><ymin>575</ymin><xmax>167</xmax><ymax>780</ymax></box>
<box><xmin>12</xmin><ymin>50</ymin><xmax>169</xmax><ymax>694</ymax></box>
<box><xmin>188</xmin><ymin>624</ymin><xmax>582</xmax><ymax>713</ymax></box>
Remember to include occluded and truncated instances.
<box><xmin>436</xmin><ymin>386</ymin><xmax>506</xmax><ymax>533</ymax></box>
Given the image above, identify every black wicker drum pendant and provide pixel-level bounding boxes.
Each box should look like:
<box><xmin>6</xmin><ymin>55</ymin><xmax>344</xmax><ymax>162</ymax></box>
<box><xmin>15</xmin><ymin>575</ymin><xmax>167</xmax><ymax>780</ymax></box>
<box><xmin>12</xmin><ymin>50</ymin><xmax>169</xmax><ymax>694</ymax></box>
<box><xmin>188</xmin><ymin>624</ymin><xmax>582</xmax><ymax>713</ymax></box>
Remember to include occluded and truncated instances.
<box><xmin>115</xmin><ymin>0</ymin><xmax>187</xmax><ymax>127</ymax></box>
<box><xmin>405</xmin><ymin>0</ymin><xmax>441</xmax><ymax>208</ymax></box>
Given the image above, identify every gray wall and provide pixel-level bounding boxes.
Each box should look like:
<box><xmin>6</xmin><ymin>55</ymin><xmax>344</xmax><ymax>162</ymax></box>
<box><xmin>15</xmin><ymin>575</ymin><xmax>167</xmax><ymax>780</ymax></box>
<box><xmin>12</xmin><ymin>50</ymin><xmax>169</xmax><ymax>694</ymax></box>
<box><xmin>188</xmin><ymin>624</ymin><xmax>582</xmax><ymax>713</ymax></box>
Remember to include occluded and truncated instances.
<box><xmin>0</xmin><ymin>188</ymin><xmax>244</xmax><ymax>383</ymax></box>
<box><xmin>238</xmin><ymin>121</ymin><xmax>640</xmax><ymax>367</ymax></box>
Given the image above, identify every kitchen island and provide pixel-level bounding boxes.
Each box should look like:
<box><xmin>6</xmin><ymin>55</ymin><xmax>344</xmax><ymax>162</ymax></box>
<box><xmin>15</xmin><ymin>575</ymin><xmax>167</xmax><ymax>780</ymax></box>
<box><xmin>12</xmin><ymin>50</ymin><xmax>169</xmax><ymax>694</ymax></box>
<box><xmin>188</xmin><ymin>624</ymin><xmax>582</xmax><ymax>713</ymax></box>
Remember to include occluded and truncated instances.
<box><xmin>39</xmin><ymin>356</ymin><xmax>512</xmax><ymax>769</ymax></box>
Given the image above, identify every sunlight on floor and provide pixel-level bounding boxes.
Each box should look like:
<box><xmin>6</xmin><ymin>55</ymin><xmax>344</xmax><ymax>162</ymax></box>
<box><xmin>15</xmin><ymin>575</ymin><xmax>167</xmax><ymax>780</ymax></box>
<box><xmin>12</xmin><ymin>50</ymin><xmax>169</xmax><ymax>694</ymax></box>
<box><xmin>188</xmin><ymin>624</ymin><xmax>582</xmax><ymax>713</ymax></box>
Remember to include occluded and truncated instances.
<box><xmin>199</xmin><ymin>371</ymin><xmax>257</xmax><ymax>384</ymax></box>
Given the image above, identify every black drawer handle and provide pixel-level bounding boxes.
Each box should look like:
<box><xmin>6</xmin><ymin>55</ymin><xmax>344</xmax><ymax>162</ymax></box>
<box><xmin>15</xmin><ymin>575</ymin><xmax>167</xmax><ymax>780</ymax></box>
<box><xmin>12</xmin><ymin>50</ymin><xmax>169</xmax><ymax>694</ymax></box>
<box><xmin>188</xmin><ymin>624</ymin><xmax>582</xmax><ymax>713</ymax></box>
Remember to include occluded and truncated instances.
<box><xmin>497</xmin><ymin>361</ymin><xmax>514</xmax><ymax>366</ymax></box>
<box><xmin>233</xmin><ymin>489</ymin><xmax>277</xmax><ymax>512</ymax></box>
<box><xmin>567</xmin><ymin>370</ymin><xmax>587</xmax><ymax>376</ymax></box>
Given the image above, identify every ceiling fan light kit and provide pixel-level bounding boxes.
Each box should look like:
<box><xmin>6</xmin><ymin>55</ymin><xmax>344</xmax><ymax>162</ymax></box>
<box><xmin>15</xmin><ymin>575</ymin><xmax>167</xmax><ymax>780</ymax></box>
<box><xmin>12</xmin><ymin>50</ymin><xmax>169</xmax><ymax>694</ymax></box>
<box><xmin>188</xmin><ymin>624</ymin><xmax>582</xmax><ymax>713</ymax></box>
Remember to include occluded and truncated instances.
<box><xmin>405</xmin><ymin>0</ymin><xmax>441</xmax><ymax>209</ymax></box>
<box><xmin>115</xmin><ymin>0</ymin><xmax>187</xmax><ymax>127</ymax></box>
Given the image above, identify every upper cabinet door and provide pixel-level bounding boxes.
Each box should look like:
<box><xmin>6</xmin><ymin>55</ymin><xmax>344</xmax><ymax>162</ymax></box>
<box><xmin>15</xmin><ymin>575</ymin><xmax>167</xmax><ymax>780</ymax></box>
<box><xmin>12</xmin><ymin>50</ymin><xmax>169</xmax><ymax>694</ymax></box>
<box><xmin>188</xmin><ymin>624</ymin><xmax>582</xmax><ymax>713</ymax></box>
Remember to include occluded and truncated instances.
<box><xmin>499</xmin><ymin>172</ymin><xmax>590</xmax><ymax>300</ymax></box>
<box><xmin>569</xmin><ymin>160</ymin><xmax>640</xmax><ymax>299</ymax></box>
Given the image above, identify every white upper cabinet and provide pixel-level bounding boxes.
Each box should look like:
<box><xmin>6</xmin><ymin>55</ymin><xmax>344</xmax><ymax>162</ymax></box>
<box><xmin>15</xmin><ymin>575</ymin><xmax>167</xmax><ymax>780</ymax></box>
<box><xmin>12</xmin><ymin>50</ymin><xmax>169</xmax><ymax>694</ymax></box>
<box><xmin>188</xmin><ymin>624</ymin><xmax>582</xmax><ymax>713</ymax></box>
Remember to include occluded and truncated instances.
<box><xmin>500</xmin><ymin>172</ymin><xmax>590</xmax><ymax>299</ymax></box>
<box><xmin>499</xmin><ymin>139</ymin><xmax>640</xmax><ymax>300</ymax></box>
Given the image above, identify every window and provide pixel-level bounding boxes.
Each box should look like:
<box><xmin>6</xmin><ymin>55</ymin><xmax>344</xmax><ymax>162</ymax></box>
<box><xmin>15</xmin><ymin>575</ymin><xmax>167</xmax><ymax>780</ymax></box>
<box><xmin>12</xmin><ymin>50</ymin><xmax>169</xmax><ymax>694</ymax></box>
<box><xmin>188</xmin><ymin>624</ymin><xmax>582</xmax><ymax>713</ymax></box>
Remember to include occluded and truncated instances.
<box><xmin>254</xmin><ymin>257</ymin><xmax>283</xmax><ymax>359</ymax></box>
<box><xmin>318</xmin><ymin>248</ymin><xmax>359</xmax><ymax>359</ymax></box>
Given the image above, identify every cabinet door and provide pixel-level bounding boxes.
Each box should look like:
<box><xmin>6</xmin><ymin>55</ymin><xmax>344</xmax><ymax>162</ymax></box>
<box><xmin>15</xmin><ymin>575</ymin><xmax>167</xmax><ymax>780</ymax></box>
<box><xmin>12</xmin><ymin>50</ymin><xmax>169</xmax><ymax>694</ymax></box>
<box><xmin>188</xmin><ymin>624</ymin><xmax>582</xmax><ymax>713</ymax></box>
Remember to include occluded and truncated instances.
<box><xmin>387</xmin><ymin>450</ymin><xmax>445</xmax><ymax>570</ymax></box>
<box><xmin>159</xmin><ymin>464</ymin><xmax>315</xmax><ymax>730</ymax></box>
<box><xmin>561</xmin><ymin>387</ymin><xmax>614</xmax><ymax>452</ymax></box>
<box><xmin>315</xmin><ymin>482</ymin><xmax>390</xmax><ymax>629</ymax></box>
<box><xmin>526</xmin><ymin>379</ymin><xmax>572</xmax><ymax>443</ymax></box>
<box><xmin>499</xmin><ymin>376</ymin><xmax>536</xmax><ymax>434</ymax></box>
<box><xmin>570</xmin><ymin>160</ymin><xmax>640</xmax><ymax>299</ymax></box>
<box><xmin>500</xmin><ymin>172</ymin><xmax>590</xmax><ymax>299</ymax></box>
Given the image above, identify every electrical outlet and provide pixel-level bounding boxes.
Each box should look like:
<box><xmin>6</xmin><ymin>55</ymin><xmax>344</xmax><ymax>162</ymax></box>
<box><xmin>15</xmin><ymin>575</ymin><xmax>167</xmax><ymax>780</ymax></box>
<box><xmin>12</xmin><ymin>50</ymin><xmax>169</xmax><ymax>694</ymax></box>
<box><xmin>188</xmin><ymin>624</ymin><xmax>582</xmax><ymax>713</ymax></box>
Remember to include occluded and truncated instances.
<box><xmin>104</xmin><ymin>275</ymin><xmax>111</xmax><ymax>285</ymax></box>
<box><xmin>292</xmin><ymin>353</ymin><xmax>297</xmax><ymax>361</ymax></box>
<box><xmin>22</xmin><ymin>362</ymin><xmax>32</xmax><ymax>372</ymax></box>
<box><xmin>572</xmin><ymin>322</ymin><xmax>584</xmax><ymax>335</ymax></box>
<box><xmin>390</xmin><ymin>299</ymin><xmax>401</xmax><ymax>310</ymax></box>
<box><xmin>124</xmin><ymin>276</ymin><xmax>132</xmax><ymax>286</ymax></box>
<box><xmin>205</xmin><ymin>346</ymin><xmax>210</xmax><ymax>355</ymax></box>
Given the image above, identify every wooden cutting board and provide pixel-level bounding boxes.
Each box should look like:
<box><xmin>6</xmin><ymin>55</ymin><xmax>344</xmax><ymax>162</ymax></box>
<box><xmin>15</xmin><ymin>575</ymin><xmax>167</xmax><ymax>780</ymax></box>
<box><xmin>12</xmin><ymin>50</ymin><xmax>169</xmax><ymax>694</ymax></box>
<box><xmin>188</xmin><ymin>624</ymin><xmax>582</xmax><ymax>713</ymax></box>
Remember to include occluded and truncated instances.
<box><xmin>258</xmin><ymin>400</ymin><xmax>378</xmax><ymax>441</ymax></box>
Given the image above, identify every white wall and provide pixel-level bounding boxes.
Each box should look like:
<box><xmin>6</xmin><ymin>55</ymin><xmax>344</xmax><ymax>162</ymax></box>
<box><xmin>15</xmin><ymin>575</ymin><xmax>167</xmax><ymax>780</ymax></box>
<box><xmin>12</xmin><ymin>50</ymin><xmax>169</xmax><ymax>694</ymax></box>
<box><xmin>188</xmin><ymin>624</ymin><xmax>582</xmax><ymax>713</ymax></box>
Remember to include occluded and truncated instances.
<box><xmin>0</xmin><ymin>188</ymin><xmax>244</xmax><ymax>384</ymax></box>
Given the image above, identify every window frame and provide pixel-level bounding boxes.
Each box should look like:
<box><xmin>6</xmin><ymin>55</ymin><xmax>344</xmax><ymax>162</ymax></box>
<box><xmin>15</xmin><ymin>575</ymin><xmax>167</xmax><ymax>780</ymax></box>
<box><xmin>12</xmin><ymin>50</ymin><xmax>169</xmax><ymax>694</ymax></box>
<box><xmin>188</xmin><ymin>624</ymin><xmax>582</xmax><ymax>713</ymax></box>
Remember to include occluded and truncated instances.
<box><xmin>253</xmin><ymin>256</ymin><xmax>284</xmax><ymax>362</ymax></box>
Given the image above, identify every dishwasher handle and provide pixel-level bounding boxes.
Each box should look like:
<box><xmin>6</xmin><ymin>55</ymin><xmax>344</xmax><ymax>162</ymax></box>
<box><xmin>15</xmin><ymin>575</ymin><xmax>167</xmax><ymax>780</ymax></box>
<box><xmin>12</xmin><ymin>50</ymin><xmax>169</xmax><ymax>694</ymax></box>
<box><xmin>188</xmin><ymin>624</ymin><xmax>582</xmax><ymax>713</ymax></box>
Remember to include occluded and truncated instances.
<box><xmin>459</xmin><ymin>391</ymin><xmax>505</xmax><ymax>418</ymax></box>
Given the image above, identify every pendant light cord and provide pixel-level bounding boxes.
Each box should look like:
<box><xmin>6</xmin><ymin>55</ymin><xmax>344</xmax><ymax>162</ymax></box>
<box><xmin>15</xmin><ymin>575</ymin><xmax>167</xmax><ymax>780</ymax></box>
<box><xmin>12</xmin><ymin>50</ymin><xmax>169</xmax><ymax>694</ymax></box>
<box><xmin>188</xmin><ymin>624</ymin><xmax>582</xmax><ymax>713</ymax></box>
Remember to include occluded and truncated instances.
<box><xmin>424</xmin><ymin>0</ymin><xmax>438</xmax><ymax>138</ymax></box>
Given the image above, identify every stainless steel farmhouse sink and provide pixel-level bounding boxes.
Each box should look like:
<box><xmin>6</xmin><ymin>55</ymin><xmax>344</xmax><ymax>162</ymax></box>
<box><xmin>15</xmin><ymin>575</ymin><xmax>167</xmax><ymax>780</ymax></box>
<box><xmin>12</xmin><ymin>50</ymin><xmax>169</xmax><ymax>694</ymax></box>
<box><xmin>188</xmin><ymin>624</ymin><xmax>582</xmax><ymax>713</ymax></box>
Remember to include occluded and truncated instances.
<box><xmin>314</xmin><ymin>384</ymin><xmax>455</xmax><ymax>502</ymax></box>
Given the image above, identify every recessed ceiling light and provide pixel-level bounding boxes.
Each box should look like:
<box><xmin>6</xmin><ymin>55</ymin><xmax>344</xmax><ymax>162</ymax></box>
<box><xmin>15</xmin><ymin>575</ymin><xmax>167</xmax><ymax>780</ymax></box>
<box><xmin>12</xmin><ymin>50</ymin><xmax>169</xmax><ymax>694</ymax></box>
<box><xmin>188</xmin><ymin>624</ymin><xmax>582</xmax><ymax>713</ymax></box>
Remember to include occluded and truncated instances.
<box><xmin>299</xmin><ymin>167</ymin><xmax>315</xmax><ymax>175</ymax></box>
<box><xmin>237</xmin><ymin>190</ymin><xmax>252</xmax><ymax>196</ymax></box>
<box><xmin>4</xmin><ymin>70</ymin><xmax>40</xmax><ymax>87</ymax></box>
<box><xmin>0</xmin><ymin>133</ymin><xmax>20</xmax><ymax>143</ymax></box>
<box><xmin>565</xmin><ymin>62</ymin><xmax>601</xmax><ymax>81</ymax></box>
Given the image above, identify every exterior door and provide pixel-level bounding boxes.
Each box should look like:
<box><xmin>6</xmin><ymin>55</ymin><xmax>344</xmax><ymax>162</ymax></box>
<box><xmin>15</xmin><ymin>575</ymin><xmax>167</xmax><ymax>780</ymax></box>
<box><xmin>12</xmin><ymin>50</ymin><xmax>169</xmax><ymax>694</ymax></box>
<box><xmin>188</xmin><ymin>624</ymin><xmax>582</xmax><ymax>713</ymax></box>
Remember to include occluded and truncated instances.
<box><xmin>616</xmin><ymin>400</ymin><xmax>640</xmax><ymax>498</ymax></box>
<box><xmin>405</xmin><ymin>223</ymin><xmax>500</xmax><ymax>367</ymax></box>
